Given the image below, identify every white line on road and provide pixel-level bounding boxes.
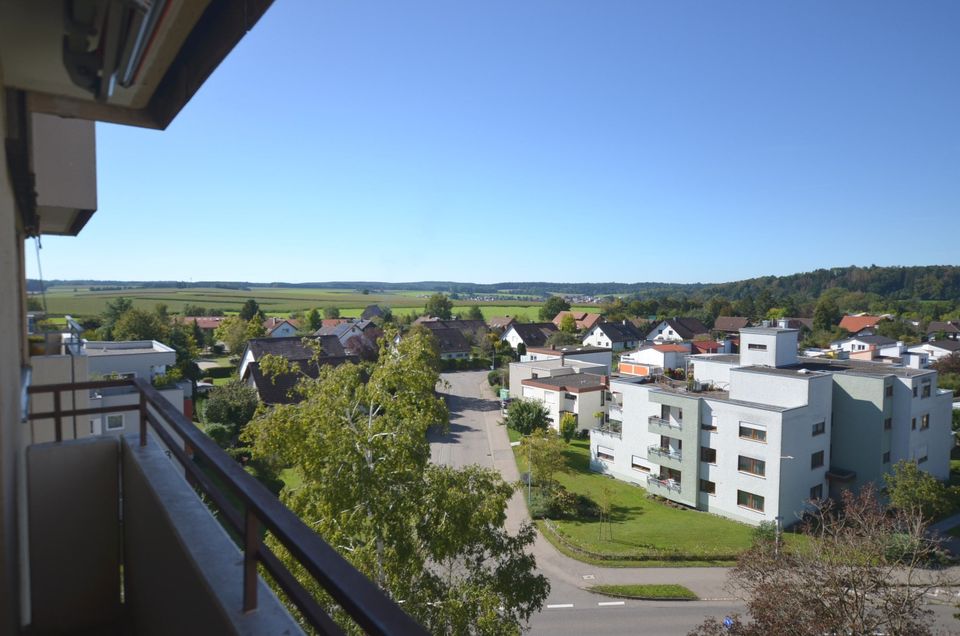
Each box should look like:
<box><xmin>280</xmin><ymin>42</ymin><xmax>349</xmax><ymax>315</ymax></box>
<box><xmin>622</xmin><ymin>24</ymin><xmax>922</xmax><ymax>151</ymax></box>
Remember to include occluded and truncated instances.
<box><xmin>509</xmin><ymin>441</ymin><xmax>521</xmax><ymax>447</ymax></box>
<box><xmin>597</xmin><ymin>601</ymin><xmax>625</xmax><ymax>607</ymax></box>
<box><xmin>546</xmin><ymin>604</ymin><xmax>575</xmax><ymax>609</ymax></box>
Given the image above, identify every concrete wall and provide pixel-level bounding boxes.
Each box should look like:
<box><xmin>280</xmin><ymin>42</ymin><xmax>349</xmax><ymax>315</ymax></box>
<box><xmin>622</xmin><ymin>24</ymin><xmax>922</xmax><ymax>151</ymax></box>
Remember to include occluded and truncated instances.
<box><xmin>26</xmin><ymin>437</ymin><xmax>121</xmax><ymax>633</ymax></box>
<box><xmin>28</xmin><ymin>354</ymin><xmax>91</xmax><ymax>443</ymax></box>
<box><xmin>689</xmin><ymin>356</ymin><xmax>736</xmax><ymax>390</ymax></box>
<box><xmin>830</xmin><ymin>373</ymin><xmax>889</xmax><ymax>495</ymax></box>
<box><xmin>86</xmin><ymin>347</ymin><xmax>174</xmax><ymax>381</ymax></box>
<box><xmin>739</xmin><ymin>329</ymin><xmax>798</xmax><ymax>368</ymax></box>
<box><xmin>0</xmin><ymin>62</ymin><xmax>27</xmax><ymax>632</ymax></box>
<box><xmin>122</xmin><ymin>436</ymin><xmax>302</xmax><ymax>635</ymax></box>
<box><xmin>729</xmin><ymin>369</ymin><xmax>817</xmax><ymax>409</ymax></box>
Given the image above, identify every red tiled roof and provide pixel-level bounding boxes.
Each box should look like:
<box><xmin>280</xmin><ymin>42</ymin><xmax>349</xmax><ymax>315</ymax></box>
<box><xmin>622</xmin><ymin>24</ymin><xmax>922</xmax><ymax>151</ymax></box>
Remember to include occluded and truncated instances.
<box><xmin>653</xmin><ymin>344</ymin><xmax>688</xmax><ymax>353</ymax></box>
<box><xmin>839</xmin><ymin>315</ymin><xmax>883</xmax><ymax>333</ymax></box>
<box><xmin>181</xmin><ymin>316</ymin><xmax>225</xmax><ymax>330</ymax></box>
<box><xmin>690</xmin><ymin>340</ymin><xmax>722</xmax><ymax>353</ymax></box>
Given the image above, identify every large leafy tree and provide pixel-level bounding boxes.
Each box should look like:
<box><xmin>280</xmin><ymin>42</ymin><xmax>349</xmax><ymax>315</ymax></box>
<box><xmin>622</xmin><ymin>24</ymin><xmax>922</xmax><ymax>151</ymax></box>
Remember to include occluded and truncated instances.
<box><xmin>112</xmin><ymin>308</ymin><xmax>168</xmax><ymax>342</ymax></box>
<box><xmin>239</xmin><ymin>298</ymin><xmax>262</xmax><ymax>321</ymax></box>
<box><xmin>242</xmin><ymin>329</ymin><xmax>549</xmax><ymax>633</ymax></box>
<box><xmin>205</xmin><ymin>380</ymin><xmax>259</xmax><ymax>439</ymax></box>
<box><xmin>424</xmin><ymin>293</ymin><xmax>454</xmax><ymax>320</ymax></box>
<box><xmin>884</xmin><ymin>460</ymin><xmax>958</xmax><ymax>521</ymax></box>
<box><xmin>539</xmin><ymin>296</ymin><xmax>570</xmax><ymax>321</ymax></box>
<box><xmin>505</xmin><ymin>399</ymin><xmax>550</xmax><ymax>435</ymax></box>
<box><xmin>214</xmin><ymin>316</ymin><xmax>265</xmax><ymax>354</ymax></box>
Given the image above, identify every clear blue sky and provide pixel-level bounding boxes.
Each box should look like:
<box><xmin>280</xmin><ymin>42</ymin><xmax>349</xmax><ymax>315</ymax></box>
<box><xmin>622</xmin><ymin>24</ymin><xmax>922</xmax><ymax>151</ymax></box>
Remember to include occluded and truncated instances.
<box><xmin>27</xmin><ymin>0</ymin><xmax>960</xmax><ymax>285</ymax></box>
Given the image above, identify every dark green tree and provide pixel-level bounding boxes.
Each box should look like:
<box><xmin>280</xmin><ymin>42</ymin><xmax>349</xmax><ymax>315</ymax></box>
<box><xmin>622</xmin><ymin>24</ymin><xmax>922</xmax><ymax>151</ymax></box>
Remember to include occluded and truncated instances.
<box><xmin>323</xmin><ymin>306</ymin><xmax>340</xmax><ymax>319</ymax></box>
<box><xmin>505</xmin><ymin>399</ymin><xmax>550</xmax><ymax>435</ymax></box>
<box><xmin>239</xmin><ymin>298</ymin><xmax>261</xmax><ymax>321</ymax></box>
<box><xmin>466</xmin><ymin>305</ymin><xmax>484</xmax><ymax>321</ymax></box>
<box><xmin>205</xmin><ymin>380</ymin><xmax>259</xmax><ymax>439</ymax></box>
<box><xmin>813</xmin><ymin>296</ymin><xmax>841</xmax><ymax>331</ymax></box>
<box><xmin>424</xmin><ymin>293</ymin><xmax>454</xmax><ymax>320</ymax></box>
<box><xmin>539</xmin><ymin>296</ymin><xmax>571</xmax><ymax>321</ymax></box>
<box><xmin>306</xmin><ymin>308</ymin><xmax>322</xmax><ymax>331</ymax></box>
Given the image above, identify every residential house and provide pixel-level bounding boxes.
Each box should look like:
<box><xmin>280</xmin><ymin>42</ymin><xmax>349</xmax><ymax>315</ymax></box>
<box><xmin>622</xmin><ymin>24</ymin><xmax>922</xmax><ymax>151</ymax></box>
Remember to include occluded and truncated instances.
<box><xmin>180</xmin><ymin>316</ymin><xmax>226</xmax><ymax>340</ymax></box>
<box><xmin>690</xmin><ymin>340</ymin><xmax>729</xmax><ymax>355</ymax></box>
<box><xmin>838</xmin><ymin>314</ymin><xmax>888</xmax><ymax>336</ymax></box>
<box><xmin>591</xmin><ymin>326</ymin><xmax>952</xmax><ymax>527</ymax></box>
<box><xmin>239</xmin><ymin>336</ymin><xmax>357</xmax><ymax>404</ymax></box>
<box><xmin>646</xmin><ymin>317</ymin><xmax>711</xmax><ymax>343</ymax></box>
<box><xmin>263</xmin><ymin>317</ymin><xmax>299</xmax><ymax>338</ymax></box>
<box><xmin>909</xmin><ymin>340</ymin><xmax>960</xmax><ymax>362</ymax></box>
<box><xmin>508</xmin><ymin>357</ymin><xmax>607</xmax><ymax>399</ymax></box>
<box><xmin>582</xmin><ymin>321</ymin><xmax>642</xmax><ymax>352</ymax></box>
<box><xmin>501</xmin><ymin>322</ymin><xmax>558</xmax><ymax>351</ymax></box>
<box><xmin>424</xmin><ymin>327</ymin><xmax>471</xmax><ymax>360</ymax></box>
<box><xmin>552</xmin><ymin>311</ymin><xmax>602</xmax><ymax>332</ymax></box>
<box><xmin>522</xmin><ymin>345</ymin><xmax>612</xmax><ymax>370</ymax></box>
<box><xmin>1</xmin><ymin>4</ymin><xmax>418</xmax><ymax>633</ymax></box>
<box><xmin>830</xmin><ymin>335</ymin><xmax>900</xmax><ymax>357</ymax></box>
<box><xmin>361</xmin><ymin>304</ymin><xmax>385</xmax><ymax>320</ymax></box>
<box><xmin>618</xmin><ymin>344</ymin><xmax>689</xmax><ymax>378</ymax></box>
<box><xmin>781</xmin><ymin>317</ymin><xmax>814</xmax><ymax>331</ymax></box>
<box><xmin>320</xmin><ymin>317</ymin><xmax>350</xmax><ymax>329</ymax></box>
<box><xmin>927</xmin><ymin>320</ymin><xmax>960</xmax><ymax>341</ymax></box>
<box><xmin>520</xmin><ymin>371</ymin><xmax>609</xmax><ymax>432</ymax></box>
<box><xmin>712</xmin><ymin>316</ymin><xmax>750</xmax><ymax>336</ymax></box>
<box><xmin>487</xmin><ymin>316</ymin><xmax>516</xmax><ymax>332</ymax></box>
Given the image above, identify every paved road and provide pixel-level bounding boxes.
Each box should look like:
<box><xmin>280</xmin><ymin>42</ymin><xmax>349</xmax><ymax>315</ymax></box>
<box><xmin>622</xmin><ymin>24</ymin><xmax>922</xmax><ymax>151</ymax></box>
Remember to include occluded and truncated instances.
<box><xmin>430</xmin><ymin>371</ymin><xmax>960</xmax><ymax>635</ymax></box>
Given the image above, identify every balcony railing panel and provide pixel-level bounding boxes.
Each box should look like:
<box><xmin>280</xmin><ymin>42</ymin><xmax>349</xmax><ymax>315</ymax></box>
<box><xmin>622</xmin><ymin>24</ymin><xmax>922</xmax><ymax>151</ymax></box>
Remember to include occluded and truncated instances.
<box><xmin>645</xmin><ymin>475</ymin><xmax>681</xmax><ymax>493</ymax></box>
<box><xmin>648</xmin><ymin>415</ymin><xmax>682</xmax><ymax>430</ymax></box>
<box><xmin>28</xmin><ymin>378</ymin><xmax>426</xmax><ymax>636</ymax></box>
<box><xmin>647</xmin><ymin>445</ymin><xmax>682</xmax><ymax>461</ymax></box>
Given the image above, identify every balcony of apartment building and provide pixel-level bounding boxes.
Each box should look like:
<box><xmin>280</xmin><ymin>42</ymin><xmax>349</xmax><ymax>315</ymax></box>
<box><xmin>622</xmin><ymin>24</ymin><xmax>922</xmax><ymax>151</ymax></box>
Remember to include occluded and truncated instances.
<box><xmin>21</xmin><ymin>377</ymin><xmax>426</xmax><ymax>635</ymax></box>
<box><xmin>647</xmin><ymin>436</ymin><xmax>683</xmax><ymax>470</ymax></box>
<box><xmin>646</xmin><ymin>468</ymin><xmax>682</xmax><ymax>496</ymax></box>
<box><xmin>606</xmin><ymin>391</ymin><xmax>624</xmax><ymax>423</ymax></box>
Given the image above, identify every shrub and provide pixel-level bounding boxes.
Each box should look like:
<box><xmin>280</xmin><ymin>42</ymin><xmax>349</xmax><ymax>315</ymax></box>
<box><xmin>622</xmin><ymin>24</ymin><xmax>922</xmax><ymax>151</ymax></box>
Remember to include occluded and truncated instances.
<box><xmin>506</xmin><ymin>399</ymin><xmax>550</xmax><ymax>435</ymax></box>
<box><xmin>206</xmin><ymin>366</ymin><xmax>235</xmax><ymax>379</ymax></box>
<box><xmin>203</xmin><ymin>422</ymin><xmax>233</xmax><ymax>447</ymax></box>
<box><xmin>560</xmin><ymin>413</ymin><xmax>577</xmax><ymax>443</ymax></box>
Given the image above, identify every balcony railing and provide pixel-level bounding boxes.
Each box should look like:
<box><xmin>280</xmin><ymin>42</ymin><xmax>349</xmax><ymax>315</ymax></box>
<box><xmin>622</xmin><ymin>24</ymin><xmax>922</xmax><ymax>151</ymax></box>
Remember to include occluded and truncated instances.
<box><xmin>594</xmin><ymin>422</ymin><xmax>622</xmax><ymax>439</ymax></box>
<box><xmin>648</xmin><ymin>415</ymin><xmax>682</xmax><ymax>430</ymax></box>
<box><xmin>27</xmin><ymin>378</ymin><xmax>427</xmax><ymax>635</ymax></box>
<box><xmin>647</xmin><ymin>445</ymin><xmax>682</xmax><ymax>461</ymax></box>
<box><xmin>645</xmin><ymin>475</ymin><xmax>681</xmax><ymax>492</ymax></box>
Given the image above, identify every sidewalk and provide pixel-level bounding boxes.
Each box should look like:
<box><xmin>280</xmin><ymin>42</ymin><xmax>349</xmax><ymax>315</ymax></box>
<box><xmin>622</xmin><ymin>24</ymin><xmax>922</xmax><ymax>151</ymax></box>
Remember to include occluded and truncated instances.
<box><xmin>478</xmin><ymin>380</ymin><xmax>737</xmax><ymax>601</ymax></box>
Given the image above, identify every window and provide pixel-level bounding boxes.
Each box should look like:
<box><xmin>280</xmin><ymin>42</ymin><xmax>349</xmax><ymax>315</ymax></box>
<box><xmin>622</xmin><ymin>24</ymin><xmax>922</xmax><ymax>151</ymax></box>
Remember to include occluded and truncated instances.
<box><xmin>911</xmin><ymin>417</ymin><xmax>917</xmax><ymax>430</ymax></box>
<box><xmin>677</xmin><ymin>409</ymin><xmax>683</xmax><ymax>420</ymax></box>
<box><xmin>597</xmin><ymin>446</ymin><xmax>614</xmax><ymax>462</ymax></box>
<box><xmin>106</xmin><ymin>414</ymin><xmax>124</xmax><ymax>431</ymax></box>
<box><xmin>702</xmin><ymin>415</ymin><xmax>718</xmax><ymax>432</ymax></box>
<box><xmin>738</xmin><ymin>455</ymin><xmax>766</xmax><ymax>477</ymax></box>
<box><xmin>737</xmin><ymin>490</ymin><xmax>765</xmax><ymax>512</ymax></box>
<box><xmin>747</xmin><ymin>343</ymin><xmax>767</xmax><ymax>351</ymax></box>
<box><xmin>600</xmin><ymin>391</ymin><xmax>605</xmax><ymax>405</ymax></box>
<box><xmin>913</xmin><ymin>386</ymin><xmax>918</xmax><ymax>398</ymax></box>
<box><xmin>883</xmin><ymin>451</ymin><xmax>891</xmax><ymax>463</ymax></box>
<box><xmin>922</xmin><ymin>382</ymin><xmax>931</xmax><ymax>398</ymax></box>
<box><xmin>885</xmin><ymin>385</ymin><xmax>893</xmax><ymax>398</ymax></box>
<box><xmin>921</xmin><ymin>414</ymin><xmax>930</xmax><ymax>430</ymax></box>
<box><xmin>631</xmin><ymin>456</ymin><xmax>650</xmax><ymax>473</ymax></box>
<box><xmin>739</xmin><ymin>424</ymin><xmax>766</xmax><ymax>442</ymax></box>
<box><xmin>811</xmin><ymin>450</ymin><xmax>824</xmax><ymax>469</ymax></box>
<box><xmin>700</xmin><ymin>447</ymin><xmax>717</xmax><ymax>463</ymax></box>
<box><xmin>812</xmin><ymin>421</ymin><xmax>825</xmax><ymax>436</ymax></box>
<box><xmin>700</xmin><ymin>479</ymin><xmax>716</xmax><ymax>495</ymax></box>
<box><xmin>884</xmin><ymin>418</ymin><xmax>892</xmax><ymax>430</ymax></box>
<box><xmin>810</xmin><ymin>484</ymin><xmax>823</xmax><ymax>500</ymax></box>
<box><xmin>564</xmin><ymin>393</ymin><xmax>577</xmax><ymax>401</ymax></box>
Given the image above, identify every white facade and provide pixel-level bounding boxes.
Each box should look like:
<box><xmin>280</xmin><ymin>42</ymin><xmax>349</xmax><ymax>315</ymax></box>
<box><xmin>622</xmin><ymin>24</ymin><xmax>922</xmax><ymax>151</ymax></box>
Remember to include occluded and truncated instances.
<box><xmin>522</xmin><ymin>346</ymin><xmax>612</xmax><ymax>370</ymax></box>
<box><xmin>501</xmin><ymin>326</ymin><xmax>527</xmax><ymax>350</ymax></box>
<box><xmin>582</xmin><ymin>324</ymin><xmax>639</xmax><ymax>352</ymax></box>
<box><xmin>268</xmin><ymin>321</ymin><xmax>298</xmax><ymax>338</ymax></box>
<box><xmin>647</xmin><ymin>320</ymin><xmax>685</xmax><ymax>343</ymax></box>
<box><xmin>908</xmin><ymin>342</ymin><xmax>959</xmax><ymax>362</ymax></box>
<box><xmin>589</xmin><ymin>326</ymin><xmax>957</xmax><ymax>528</ymax></box>
<box><xmin>508</xmin><ymin>358</ymin><xmax>605</xmax><ymax>399</ymax></box>
<box><xmin>83</xmin><ymin>340</ymin><xmax>176</xmax><ymax>381</ymax></box>
<box><xmin>520</xmin><ymin>376</ymin><xmax>607</xmax><ymax>432</ymax></box>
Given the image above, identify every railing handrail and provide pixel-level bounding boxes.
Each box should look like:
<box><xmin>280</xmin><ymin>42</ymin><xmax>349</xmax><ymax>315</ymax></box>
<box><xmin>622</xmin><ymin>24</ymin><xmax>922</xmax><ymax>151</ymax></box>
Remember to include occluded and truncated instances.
<box><xmin>27</xmin><ymin>378</ymin><xmax>427</xmax><ymax>635</ymax></box>
<box><xmin>645</xmin><ymin>475</ymin><xmax>681</xmax><ymax>492</ymax></box>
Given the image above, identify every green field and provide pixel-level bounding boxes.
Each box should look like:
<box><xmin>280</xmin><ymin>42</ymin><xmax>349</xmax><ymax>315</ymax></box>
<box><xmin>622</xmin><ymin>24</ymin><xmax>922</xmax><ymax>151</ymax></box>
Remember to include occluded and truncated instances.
<box><xmin>35</xmin><ymin>285</ymin><xmax>597</xmax><ymax>321</ymax></box>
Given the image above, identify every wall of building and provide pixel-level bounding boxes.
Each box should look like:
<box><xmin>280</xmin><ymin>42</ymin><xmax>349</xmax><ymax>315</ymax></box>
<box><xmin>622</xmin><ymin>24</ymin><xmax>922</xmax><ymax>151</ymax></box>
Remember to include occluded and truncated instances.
<box><xmin>689</xmin><ymin>356</ymin><xmax>735</xmax><ymax>390</ymax></box>
<box><xmin>590</xmin><ymin>382</ymin><xmax>659</xmax><ymax>485</ymax></box>
<box><xmin>0</xmin><ymin>62</ymin><xmax>26</xmax><ymax>631</ymax></box>
<box><xmin>28</xmin><ymin>355</ymin><xmax>91</xmax><ymax>443</ymax></box>
<box><xmin>729</xmin><ymin>369</ymin><xmax>816</xmax><ymax>409</ymax></box>
<box><xmin>86</xmin><ymin>347</ymin><xmax>174</xmax><ymax>381</ymax></box>
<box><xmin>830</xmin><ymin>373</ymin><xmax>889</xmax><ymax>496</ymax></box>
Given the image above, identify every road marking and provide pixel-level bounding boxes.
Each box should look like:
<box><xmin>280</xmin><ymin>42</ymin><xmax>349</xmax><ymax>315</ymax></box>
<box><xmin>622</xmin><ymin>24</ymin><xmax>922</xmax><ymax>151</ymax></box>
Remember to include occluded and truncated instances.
<box><xmin>547</xmin><ymin>604</ymin><xmax>574</xmax><ymax>609</ymax></box>
<box><xmin>510</xmin><ymin>441</ymin><xmax>521</xmax><ymax>447</ymax></box>
<box><xmin>598</xmin><ymin>601</ymin><xmax>625</xmax><ymax>607</ymax></box>
<box><xmin>581</xmin><ymin>574</ymin><xmax>595</xmax><ymax>580</ymax></box>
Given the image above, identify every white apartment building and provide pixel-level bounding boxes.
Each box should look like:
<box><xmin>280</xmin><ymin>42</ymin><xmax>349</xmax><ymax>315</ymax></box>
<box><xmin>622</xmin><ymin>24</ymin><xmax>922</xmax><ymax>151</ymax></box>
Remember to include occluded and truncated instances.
<box><xmin>518</xmin><ymin>371</ymin><xmax>609</xmax><ymax>432</ymax></box>
<box><xmin>508</xmin><ymin>357</ymin><xmax>607</xmax><ymax>399</ymax></box>
<box><xmin>591</xmin><ymin>326</ymin><xmax>953</xmax><ymax>527</ymax></box>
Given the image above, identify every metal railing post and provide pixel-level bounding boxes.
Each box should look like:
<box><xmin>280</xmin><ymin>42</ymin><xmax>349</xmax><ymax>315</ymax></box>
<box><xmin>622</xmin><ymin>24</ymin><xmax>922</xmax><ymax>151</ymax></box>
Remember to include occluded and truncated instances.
<box><xmin>53</xmin><ymin>391</ymin><xmax>62</xmax><ymax>442</ymax></box>
<box><xmin>243</xmin><ymin>508</ymin><xmax>261</xmax><ymax>613</ymax></box>
<box><xmin>139</xmin><ymin>390</ymin><xmax>148</xmax><ymax>446</ymax></box>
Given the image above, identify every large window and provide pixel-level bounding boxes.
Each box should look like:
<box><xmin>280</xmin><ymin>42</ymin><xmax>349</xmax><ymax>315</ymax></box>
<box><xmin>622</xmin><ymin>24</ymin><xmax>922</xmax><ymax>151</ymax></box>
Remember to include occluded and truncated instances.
<box><xmin>739</xmin><ymin>424</ymin><xmax>766</xmax><ymax>442</ymax></box>
<box><xmin>106</xmin><ymin>414</ymin><xmax>124</xmax><ymax>431</ymax></box>
<box><xmin>922</xmin><ymin>382</ymin><xmax>931</xmax><ymax>398</ymax></box>
<box><xmin>700</xmin><ymin>447</ymin><xmax>717</xmax><ymax>463</ymax></box>
<box><xmin>737</xmin><ymin>490</ymin><xmax>764</xmax><ymax>512</ymax></box>
<box><xmin>812</xmin><ymin>421</ymin><xmax>825</xmax><ymax>436</ymax></box>
<box><xmin>596</xmin><ymin>446</ymin><xmax>614</xmax><ymax>462</ymax></box>
<box><xmin>738</xmin><ymin>455</ymin><xmax>766</xmax><ymax>477</ymax></box>
<box><xmin>747</xmin><ymin>343</ymin><xmax>767</xmax><ymax>351</ymax></box>
<box><xmin>920</xmin><ymin>414</ymin><xmax>930</xmax><ymax>430</ymax></box>
<box><xmin>700</xmin><ymin>479</ymin><xmax>716</xmax><ymax>495</ymax></box>
<box><xmin>811</xmin><ymin>450</ymin><xmax>824</xmax><ymax>469</ymax></box>
<box><xmin>631</xmin><ymin>456</ymin><xmax>650</xmax><ymax>473</ymax></box>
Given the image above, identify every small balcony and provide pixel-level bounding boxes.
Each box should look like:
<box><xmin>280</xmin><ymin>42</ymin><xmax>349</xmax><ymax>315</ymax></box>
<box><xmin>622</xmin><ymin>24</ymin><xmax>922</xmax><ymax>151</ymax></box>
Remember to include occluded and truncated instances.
<box><xmin>647</xmin><ymin>444</ymin><xmax>683</xmax><ymax>469</ymax></box>
<box><xmin>593</xmin><ymin>421</ymin><xmax>622</xmax><ymax>439</ymax></box>
<box><xmin>25</xmin><ymin>378</ymin><xmax>425</xmax><ymax>635</ymax></box>
<box><xmin>645</xmin><ymin>474</ymin><xmax>681</xmax><ymax>495</ymax></box>
<box><xmin>648</xmin><ymin>415</ymin><xmax>682</xmax><ymax>435</ymax></box>
<box><xmin>608</xmin><ymin>404</ymin><xmax>623</xmax><ymax>422</ymax></box>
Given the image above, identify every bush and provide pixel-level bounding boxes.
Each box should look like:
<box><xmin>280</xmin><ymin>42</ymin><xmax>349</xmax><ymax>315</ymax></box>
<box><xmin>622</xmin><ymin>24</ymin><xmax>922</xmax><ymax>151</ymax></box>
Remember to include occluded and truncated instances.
<box><xmin>752</xmin><ymin>520</ymin><xmax>778</xmax><ymax>546</ymax></box>
<box><xmin>206</xmin><ymin>366</ymin><xmax>236</xmax><ymax>379</ymax></box>
<box><xmin>211</xmin><ymin>344</ymin><xmax>225</xmax><ymax>355</ymax></box>
<box><xmin>203</xmin><ymin>422</ymin><xmax>233</xmax><ymax>447</ymax></box>
<box><xmin>560</xmin><ymin>413</ymin><xmax>577</xmax><ymax>443</ymax></box>
<box><xmin>488</xmin><ymin>369</ymin><xmax>502</xmax><ymax>387</ymax></box>
<box><xmin>506</xmin><ymin>399</ymin><xmax>550</xmax><ymax>435</ymax></box>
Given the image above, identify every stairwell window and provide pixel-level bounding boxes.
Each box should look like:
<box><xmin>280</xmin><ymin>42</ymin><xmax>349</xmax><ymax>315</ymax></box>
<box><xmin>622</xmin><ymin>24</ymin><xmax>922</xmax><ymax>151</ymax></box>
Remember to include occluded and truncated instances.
<box><xmin>812</xmin><ymin>421</ymin><xmax>825</xmax><ymax>436</ymax></box>
<box><xmin>700</xmin><ymin>479</ymin><xmax>716</xmax><ymax>495</ymax></box>
<box><xmin>922</xmin><ymin>382</ymin><xmax>931</xmax><ymax>398</ymax></box>
<box><xmin>747</xmin><ymin>343</ymin><xmax>767</xmax><ymax>351</ymax></box>
<box><xmin>700</xmin><ymin>447</ymin><xmax>717</xmax><ymax>464</ymax></box>
<box><xmin>884</xmin><ymin>418</ymin><xmax>892</xmax><ymax>430</ymax></box>
<box><xmin>811</xmin><ymin>451</ymin><xmax>824</xmax><ymax>469</ymax></box>
<box><xmin>921</xmin><ymin>414</ymin><xmax>930</xmax><ymax>430</ymax></box>
<box><xmin>810</xmin><ymin>484</ymin><xmax>823</xmax><ymax>500</ymax></box>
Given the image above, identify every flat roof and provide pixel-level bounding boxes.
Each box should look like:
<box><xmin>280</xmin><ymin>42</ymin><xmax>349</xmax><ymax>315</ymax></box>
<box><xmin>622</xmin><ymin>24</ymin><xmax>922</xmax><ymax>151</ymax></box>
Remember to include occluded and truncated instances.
<box><xmin>527</xmin><ymin>345</ymin><xmax>610</xmax><ymax>355</ymax></box>
<box><xmin>740</xmin><ymin>327</ymin><xmax>799</xmax><ymax>335</ymax></box>
<box><xmin>691</xmin><ymin>353</ymin><xmax>740</xmax><ymax>365</ymax></box>
<box><xmin>794</xmin><ymin>357</ymin><xmax>935</xmax><ymax>379</ymax></box>
<box><xmin>734</xmin><ymin>365</ymin><xmax>831</xmax><ymax>380</ymax></box>
<box><xmin>83</xmin><ymin>340</ymin><xmax>174</xmax><ymax>356</ymax></box>
<box><xmin>522</xmin><ymin>373</ymin><xmax>606</xmax><ymax>392</ymax></box>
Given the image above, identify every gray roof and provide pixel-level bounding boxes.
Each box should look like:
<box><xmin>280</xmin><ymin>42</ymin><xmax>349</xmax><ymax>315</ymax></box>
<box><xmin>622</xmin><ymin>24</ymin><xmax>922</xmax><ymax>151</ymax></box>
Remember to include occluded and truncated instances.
<box><xmin>713</xmin><ymin>316</ymin><xmax>750</xmax><ymax>332</ymax></box>
<box><xmin>246</xmin><ymin>335</ymin><xmax>348</xmax><ymax>362</ymax></box>
<box><xmin>651</xmin><ymin>317</ymin><xmax>710</xmax><ymax>340</ymax></box>
<box><xmin>849</xmin><ymin>335</ymin><xmax>897</xmax><ymax>346</ymax></box>
<box><xmin>428</xmin><ymin>327</ymin><xmax>471</xmax><ymax>354</ymax></box>
<box><xmin>506</xmin><ymin>322</ymin><xmax>557</xmax><ymax>347</ymax></box>
<box><xmin>593</xmin><ymin>321</ymin><xmax>642</xmax><ymax>343</ymax></box>
<box><xmin>522</xmin><ymin>373</ymin><xmax>606</xmax><ymax>391</ymax></box>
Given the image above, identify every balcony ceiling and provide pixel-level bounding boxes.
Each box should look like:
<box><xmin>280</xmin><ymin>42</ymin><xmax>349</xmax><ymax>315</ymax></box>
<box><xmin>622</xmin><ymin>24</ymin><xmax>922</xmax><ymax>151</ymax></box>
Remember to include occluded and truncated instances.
<box><xmin>0</xmin><ymin>0</ymin><xmax>273</xmax><ymax>130</ymax></box>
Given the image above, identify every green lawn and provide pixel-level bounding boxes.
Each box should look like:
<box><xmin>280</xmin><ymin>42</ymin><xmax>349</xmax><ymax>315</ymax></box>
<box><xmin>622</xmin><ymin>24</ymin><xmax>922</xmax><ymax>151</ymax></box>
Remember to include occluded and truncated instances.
<box><xmin>280</xmin><ymin>467</ymin><xmax>303</xmax><ymax>492</ymax></box>
<box><xmin>589</xmin><ymin>584</ymin><xmax>698</xmax><ymax>600</ymax></box>
<box><xmin>512</xmin><ymin>436</ymin><xmax>762</xmax><ymax>566</ymax></box>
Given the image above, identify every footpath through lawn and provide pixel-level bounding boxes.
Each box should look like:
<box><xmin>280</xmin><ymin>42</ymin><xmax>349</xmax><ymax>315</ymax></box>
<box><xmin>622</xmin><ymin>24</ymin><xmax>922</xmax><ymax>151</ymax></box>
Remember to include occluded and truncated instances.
<box><xmin>512</xmin><ymin>433</ymin><xmax>768</xmax><ymax>567</ymax></box>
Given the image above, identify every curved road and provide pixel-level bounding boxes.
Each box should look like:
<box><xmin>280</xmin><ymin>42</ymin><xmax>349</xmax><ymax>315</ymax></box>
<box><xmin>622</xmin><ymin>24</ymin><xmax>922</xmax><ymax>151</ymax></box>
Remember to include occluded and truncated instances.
<box><xmin>430</xmin><ymin>371</ymin><xmax>960</xmax><ymax>635</ymax></box>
